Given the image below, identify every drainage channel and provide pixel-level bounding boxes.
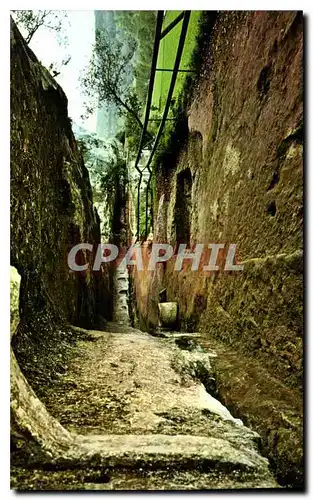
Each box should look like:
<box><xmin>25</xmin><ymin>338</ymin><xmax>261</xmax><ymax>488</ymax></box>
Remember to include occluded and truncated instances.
<box><xmin>158</xmin><ymin>328</ymin><xmax>289</xmax><ymax>488</ymax></box>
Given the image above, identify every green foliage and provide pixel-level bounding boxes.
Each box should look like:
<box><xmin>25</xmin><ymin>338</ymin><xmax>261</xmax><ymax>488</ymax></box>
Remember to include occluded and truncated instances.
<box><xmin>123</xmin><ymin>90</ymin><xmax>155</xmax><ymax>157</ymax></box>
<box><xmin>151</xmin><ymin>11</ymin><xmax>202</xmax><ymax>112</ymax></box>
<box><xmin>110</xmin><ymin>11</ymin><xmax>214</xmax><ymax>240</ymax></box>
<box><xmin>115</xmin><ymin>11</ymin><xmax>157</xmax><ymax>105</ymax></box>
<box><xmin>124</xmin><ymin>100</ymin><xmax>143</xmax><ymax>156</ymax></box>
<box><xmin>115</xmin><ymin>130</ymin><xmax>126</xmax><ymax>144</ymax></box>
<box><xmin>99</xmin><ymin>142</ymin><xmax>126</xmax><ymax>192</ymax></box>
<box><xmin>11</xmin><ymin>10</ymin><xmax>68</xmax><ymax>45</ymax></box>
<box><xmin>78</xmin><ymin>134</ymin><xmax>125</xmax><ymax>194</ymax></box>
<box><xmin>11</xmin><ymin>10</ymin><xmax>70</xmax><ymax>77</ymax></box>
<box><xmin>81</xmin><ymin>27</ymin><xmax>143</xmax><ymax>129</ymax></box>
<box><xmin>75</xmin><ymin>128</ymin><xmax>109</xmax><ymax>188</ymax></box>
<box><xmin>151</xmin><ymin>12</ymin><xmax>216</xmax><ymax>177</ymax></box>
<box><xmin>78</xmin><ymin>134</ymin><xmax>127</xmax><ymax>241</ymax></box>
<box><xmin>97</xmin><ymin>143</ymin><xmax>127</xmax><ymax>243</ymax></box>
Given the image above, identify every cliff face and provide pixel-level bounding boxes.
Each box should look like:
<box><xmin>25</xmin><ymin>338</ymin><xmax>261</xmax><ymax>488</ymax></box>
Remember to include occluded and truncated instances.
<box><xmin>131</xmin><ymin>11</ymin><xmax>303</xmax><ymax>486</ymax></box>
<box><xmin>10</xmin><ymin>19</ymin><xmax>109</xmax><ymax>386</ymax></box>
<box><xmin>135</xmin><ymin>10</ymin><xmax>303</xmax><ymax>385</ymax></box>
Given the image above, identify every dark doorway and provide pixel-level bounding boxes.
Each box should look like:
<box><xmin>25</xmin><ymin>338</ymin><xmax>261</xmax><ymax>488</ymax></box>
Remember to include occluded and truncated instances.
<box><xmin>174</xmin><ymin>168</ymin><xmax>192</xmax><ymax>247</ymax></box>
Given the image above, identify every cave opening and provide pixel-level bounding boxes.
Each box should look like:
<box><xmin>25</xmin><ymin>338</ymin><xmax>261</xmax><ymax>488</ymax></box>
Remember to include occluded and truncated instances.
<box><xmin>174</xmin><ymin>168</ymin><xmax>192</xmax><ymax>248</ymax></box>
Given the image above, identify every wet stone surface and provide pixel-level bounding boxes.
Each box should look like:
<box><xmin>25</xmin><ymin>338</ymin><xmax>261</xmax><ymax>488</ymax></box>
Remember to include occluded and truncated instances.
<box><xmin>12</xmin><ymin>324</ymin><xmax>278</xmax><ymax>490</ymax></box>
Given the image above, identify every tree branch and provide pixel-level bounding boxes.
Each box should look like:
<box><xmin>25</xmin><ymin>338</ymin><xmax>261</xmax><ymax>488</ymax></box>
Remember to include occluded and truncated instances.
<box><xmin>112</xmin><ymin>91</ymin><xmax>143</xmax><ymax>129</ymax></box>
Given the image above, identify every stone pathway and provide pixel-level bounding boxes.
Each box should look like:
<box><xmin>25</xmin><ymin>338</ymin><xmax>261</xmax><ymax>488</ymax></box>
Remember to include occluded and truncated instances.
<box><xmin>12</xmin><ymin>324</ymin><xmax>278</xmax><ymax>490</ymax></box>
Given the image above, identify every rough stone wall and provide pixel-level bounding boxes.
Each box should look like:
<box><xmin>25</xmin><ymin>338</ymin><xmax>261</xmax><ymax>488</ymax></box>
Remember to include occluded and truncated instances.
<box><xmin>10</xmin><ymin>19</ymin><xmax>110</xmax><ymax>380</ymax></box>
<box><xmin>135</xmin><ymin>10</ymin><xmax>303</xmax><ymax>385</ymax></box>
<box><xmin>131</xmin><ymin>11</ymin><xmax>303</xmax><ymax>486</ymax></box>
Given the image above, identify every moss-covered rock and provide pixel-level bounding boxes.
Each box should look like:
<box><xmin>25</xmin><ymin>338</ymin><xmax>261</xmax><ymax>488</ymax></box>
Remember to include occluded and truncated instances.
<box><xmin>10</xmin><ymin>18</ymin><xmax>110</xmax><ymax>388</ymax></box>
<box><xmin>10</xmin><ymin>266</ymin><xmax>21</xmax><ymax>339</ymax></box>
<box><xmin>132</xmin><ymin>11</ymin><xmax>303</xmax><ymax>487</ymax></box>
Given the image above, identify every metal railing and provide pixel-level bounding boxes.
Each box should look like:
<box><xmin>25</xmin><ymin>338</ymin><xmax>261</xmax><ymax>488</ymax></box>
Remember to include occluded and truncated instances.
<box><xmin>132</xmin><ymin>10</ymin><xmax>191</xmax><ymax>240</ymax></box>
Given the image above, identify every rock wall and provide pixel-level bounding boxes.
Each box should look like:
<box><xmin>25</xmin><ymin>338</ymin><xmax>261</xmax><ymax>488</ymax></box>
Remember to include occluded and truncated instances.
<box><xmin>10</xmin><ymin>19</ymin><xmax>110</xmax><ymax>385</ymax></box>
<box><xmin>131</xmin><ymin>11</ymin><xmax>303</xmax><ymax>486</ymax></box>
<box><xmin>134</xmin><ymin>10</ymin><xmax>303</xmax><ymax>386</ymax></box>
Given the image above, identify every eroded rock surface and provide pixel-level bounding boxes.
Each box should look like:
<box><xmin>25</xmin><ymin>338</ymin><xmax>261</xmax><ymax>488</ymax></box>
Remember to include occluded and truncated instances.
<box><xmin>11</xmin><ymin>324</ymin><xmax>278</xmax><ymax>490</ymax></box>
<box><xmin>10</xmin><ymin>18</ymin><xmax>110</xmax><ymax>390</ymax></box>
<box><xmin>10</xmin><ymin>266</ymin><xmax>21</xmax><ymax>339</ymax></box>
<box><xmin>131</xmin><ymin>11</ymin><xmax>303</xmax><ymax>486</ymax></box>
<box><xmin>10</xmin><ymin>13</ymin><xmax>300</xmax><ymax>492</ymax></box>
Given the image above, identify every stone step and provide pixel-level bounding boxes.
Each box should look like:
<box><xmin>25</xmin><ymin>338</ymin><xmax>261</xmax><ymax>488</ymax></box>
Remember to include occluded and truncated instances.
<box><xmin>73</xmin><ymin>433</ymin><xmax>273</xmax><ymax>474</ymax></box>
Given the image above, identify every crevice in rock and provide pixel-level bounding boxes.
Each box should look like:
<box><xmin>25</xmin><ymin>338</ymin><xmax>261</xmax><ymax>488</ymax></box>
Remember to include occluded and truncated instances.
<box><xmin>257</xmin><ymin>64</ymin><xmax>272</xmax><ymax>99</ymax></box>
<box><xmin>267</xmin><ymin>169</ymin><xmax>280</xmax><ymax>191</ymax></box>
<box><xmin>266</xmin><ymin>200</ymin><xmax>277</xmax><ymax>217</ymax></box>
<box><xmin>174</xmin><ymin>168</ymin><xmax>193</xmax><ymax>248</ymax></box>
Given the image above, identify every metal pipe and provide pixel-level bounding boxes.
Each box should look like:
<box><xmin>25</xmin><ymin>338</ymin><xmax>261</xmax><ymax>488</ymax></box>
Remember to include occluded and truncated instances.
<box><xmin>136</xmin><ymin>170</ymin><xmax>143</xmax><ymax>240</ymax></box>
<box><xmin>160</xmin><ymin>11</ymin><xmax>184</xmax><ymax>39</ymax></box>
<box><xmin>145</xmin><ymin>177</ymin><xmax>150</xmax><ymax>238</ymax></box>
<box><xmin>156</xmin><ymin>68</ymin><xmax>196</xmax><ymax>72</ymax></box>
<box><xmin>145</xmin><ymin>12</ymin><xmax>191</xmax><ymax>174</ymax></box>
<box><xmin>144</xmin><ymin>11</ymin><xmax>191</xmax><ymax>238</ymax></box>
<box><xmin>148</xmin><ymin>118</ymin><xmax>176</xmax><ymax>121</ymax></box>
<box><xmin>134</xmin><ymin>11</ymin><xmax>164</xmax><ymax>238</ymax></box>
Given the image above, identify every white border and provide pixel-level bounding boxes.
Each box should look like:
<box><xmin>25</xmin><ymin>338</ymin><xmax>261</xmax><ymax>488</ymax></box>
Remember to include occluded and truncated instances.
<box><xmin>1</xmin><ymin>3</ymin><xmax>310</xmax><ymax>499</ymax></box>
